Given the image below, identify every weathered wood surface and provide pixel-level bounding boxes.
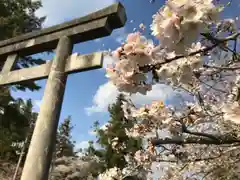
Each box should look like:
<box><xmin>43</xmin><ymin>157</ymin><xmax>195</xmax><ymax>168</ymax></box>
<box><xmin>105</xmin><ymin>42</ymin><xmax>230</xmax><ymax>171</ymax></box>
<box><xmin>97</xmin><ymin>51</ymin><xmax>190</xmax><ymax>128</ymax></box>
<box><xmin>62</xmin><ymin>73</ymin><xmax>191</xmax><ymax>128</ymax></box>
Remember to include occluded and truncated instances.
<box><xmin>0</xmin><ymin>52</ymin><xmax>103</xmax><ymax>85</ymax></box>
<box><xmin>0</xmin><ymin>2</ymin><xmax>127</xmax><ymax>180</ymax></box>
<box><xmin>20</xmin><ymin>36</ymin><xmax>72</xmax><ymax>180</ymax></box>
<box><xmin>1</xmin><ymin>54</ymin><xmax>18</xmax><ymax>73</ymax></box>
<box><xmin>0</xmin><ymin>2</ymin><xmax>126</xmax><ymax>58</ymax></box>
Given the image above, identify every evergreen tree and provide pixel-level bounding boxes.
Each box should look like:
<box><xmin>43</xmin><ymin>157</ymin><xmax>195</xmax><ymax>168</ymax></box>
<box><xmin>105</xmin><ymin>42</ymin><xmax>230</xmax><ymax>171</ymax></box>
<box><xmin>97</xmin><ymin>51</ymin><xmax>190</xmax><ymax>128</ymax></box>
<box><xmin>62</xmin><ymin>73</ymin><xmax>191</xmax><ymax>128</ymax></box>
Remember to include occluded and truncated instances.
<box><xmin>0</xmin><ymin>96</ymin><xmax>37</xmax><ymax>162</ymax></box>
<box><xmin>86</xmin><ymin>94</ymin><xmax>142</xmax><ymax>175</ymax></box>
<box><xmin>0</xmin><ymin>0</ymin><xmax>46</xmax><ymax>91</ymax></box>
<box><xmin>0</xmin><ymin>0</ymin><xmax>45</xmax><ymax>162</ymax></box>
<box><xmin>0</xmin><ymin>0</ymin><xmax>44</xmax><ymax>40</ymax></box>
<box><xmin>49</xmin><ymin>116</ymin><xmax>79</xmax><ymax>180</ymax></box>
<box><xmin>55</xmin><ymin>116</ymin><xmax>75</xmax><ymax>158</ymax></box>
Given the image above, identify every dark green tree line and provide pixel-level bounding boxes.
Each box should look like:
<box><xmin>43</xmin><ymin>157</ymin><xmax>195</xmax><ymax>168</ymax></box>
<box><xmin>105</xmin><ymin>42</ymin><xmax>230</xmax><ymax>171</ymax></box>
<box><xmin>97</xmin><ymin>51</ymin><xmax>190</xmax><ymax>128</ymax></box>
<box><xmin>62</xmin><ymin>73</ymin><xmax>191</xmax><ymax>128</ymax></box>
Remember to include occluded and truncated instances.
<box><xmin>0</xmin><ymin>0</ymin><xmax>45</xmax><ymax>162</ymax></box>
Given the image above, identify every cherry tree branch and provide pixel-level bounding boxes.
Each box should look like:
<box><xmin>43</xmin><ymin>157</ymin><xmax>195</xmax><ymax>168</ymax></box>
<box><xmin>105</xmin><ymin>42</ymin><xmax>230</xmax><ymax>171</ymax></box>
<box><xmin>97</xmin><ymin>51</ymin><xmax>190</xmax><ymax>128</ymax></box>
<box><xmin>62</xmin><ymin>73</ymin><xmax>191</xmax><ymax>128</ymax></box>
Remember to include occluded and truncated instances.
<box><xmin>155</xmin><ymin>154</ymin><xmax>222</xmax><ymax>163</ymax></box>
<box><xmin>162</xmin><ymin>31</ymin><xmax>240</xmax><ymax>64</ymax></box>
<box><xmin>140</xmin><ymin>31</ymin><xmax>240</xmax><ymax>72</ymax></box>
<box><xmin>151</xmin><ymin>136</ymin><xmax>240</xmax><ymax>146</ymax></box>
<box><xmin>175</xmin><ymin>113</ymin><xmax>221</xmax><ymax>141</ymax></box>
<box><xmin>182</xmin><ymin>126</ymin><xmax>220</xmax><ymax>141</ymax></box>
<box><xmin>177</xmin><ymin>118</ymin><xmax>220</xmax><ymax>141</ymax></box>
<box><xmin>203</xmin><ymin>64</ymin><xmax>240</xmax><ymax>70</ymax></box>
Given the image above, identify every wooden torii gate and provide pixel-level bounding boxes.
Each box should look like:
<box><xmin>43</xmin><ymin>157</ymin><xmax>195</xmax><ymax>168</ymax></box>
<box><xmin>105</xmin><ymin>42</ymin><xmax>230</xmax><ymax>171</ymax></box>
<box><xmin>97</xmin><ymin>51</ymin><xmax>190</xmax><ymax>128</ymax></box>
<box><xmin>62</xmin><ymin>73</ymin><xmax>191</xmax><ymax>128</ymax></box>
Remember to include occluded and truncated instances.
<box><xmin>0</xmin><ymin>3</ymin><xmax>126</xmax><ymax>180</ymax></box>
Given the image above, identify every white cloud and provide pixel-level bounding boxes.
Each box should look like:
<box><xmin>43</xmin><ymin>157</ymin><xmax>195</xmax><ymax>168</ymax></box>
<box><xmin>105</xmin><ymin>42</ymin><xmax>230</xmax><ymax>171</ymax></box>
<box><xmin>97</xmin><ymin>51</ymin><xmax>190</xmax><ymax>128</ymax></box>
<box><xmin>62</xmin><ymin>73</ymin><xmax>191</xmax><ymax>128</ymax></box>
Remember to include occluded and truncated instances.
<box><xmin>75</xmin><ymin>140</ymin><xmax>90</xmax><ymax>150</ymax></box>
<box><xmin>131</xmin><ymin>84</ymin><xmax>174</xmax><ymax>106</ymax></box>
<box><xmin>85</xmin><ymin>83</ymin><xmax>176</xmax><ymax>115</ymax></box>
<box><xmin>75</xmin><ymin>140</ymin><xmax>101</xmax><ymax>156</ymax></box>
<box><xmin>36</xmin><ymin>0</ymin><xmax>116</xmax><ymax>26</ymax></box>
<box><xmin>85</xmin><ymin>82</ymin><xmax>119</xmax><ymax>115</ymax></box>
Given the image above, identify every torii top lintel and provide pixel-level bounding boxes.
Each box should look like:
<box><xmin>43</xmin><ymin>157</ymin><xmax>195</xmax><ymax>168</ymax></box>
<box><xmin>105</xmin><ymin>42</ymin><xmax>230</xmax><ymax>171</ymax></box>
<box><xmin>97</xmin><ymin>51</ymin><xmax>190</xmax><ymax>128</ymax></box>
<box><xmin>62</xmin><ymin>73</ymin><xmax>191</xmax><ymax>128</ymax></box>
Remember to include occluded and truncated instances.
<box><xmin>0</xmin><ymin>2</ymin><xmax>127</xmax><ymax>58</ymax></box>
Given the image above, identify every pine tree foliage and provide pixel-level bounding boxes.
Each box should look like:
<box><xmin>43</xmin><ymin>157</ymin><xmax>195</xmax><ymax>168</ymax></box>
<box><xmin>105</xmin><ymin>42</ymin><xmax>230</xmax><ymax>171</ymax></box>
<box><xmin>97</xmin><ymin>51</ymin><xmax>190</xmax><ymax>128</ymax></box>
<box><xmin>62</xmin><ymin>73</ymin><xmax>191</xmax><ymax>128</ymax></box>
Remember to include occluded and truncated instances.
<box><xmin>0</xmin><ymin>0</ymin><xmax>46</xmax><ymax>91</ymax></box>
<box><xmin>55</xmin><ymin>116</ymin><xmax>75</xmax><ymax>158</ymax></box>
<box><xmin>0</xmin><ymin>95</ymin><xmax>37</xmax><ymax>162</ymax></box>
<box><xmin>87</xmin><ymin>94</ymin><xmax>143</xmax><ymax>173</ymax></box>
<box><xmin>0</xmin><ymin>0</ymin><xmax>44</xmax><ymax>40</ymax></box>
<box><xmin>0</xmin><ymin>0</ymin><xmax>45</xmax><ymax>162</ymax></box>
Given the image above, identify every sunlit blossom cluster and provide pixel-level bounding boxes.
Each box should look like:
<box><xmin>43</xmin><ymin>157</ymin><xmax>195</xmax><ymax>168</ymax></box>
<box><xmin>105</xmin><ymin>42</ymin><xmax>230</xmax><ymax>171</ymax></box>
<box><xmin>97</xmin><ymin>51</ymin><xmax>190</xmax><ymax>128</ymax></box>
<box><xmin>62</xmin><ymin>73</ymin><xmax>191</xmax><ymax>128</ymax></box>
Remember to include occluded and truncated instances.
<box><xmin>106</xmin><ymin>0</ymin><xmax>222</xmax><ymax>94</ymax></box>
<box><xmin>151</xmin><ymin>0</ymin><xmax>221</xmax><ymax>53</ymax></box>
<box><xmin>110</xmin><ymin>137</ymin><xmax>127</xmax><ymax>152</ymax></box>
<box><xmin>106</xmin><ymin>32</ymin><xmax>154</xmax><ymax>94</ymax></box>
<box><xmin>157</xmin><ymin>42</ymin><xmax>204</xmax><ymax>87</ymax></box>
<box><xmin>134</xmin><ymin>150</ymin><xmax>153</xmax><ymax>170</ymax></box>
<box><xmin>98</xmin><ymin>166</ymin><xmax>145</xmax><ymax>180</ymax></box>
<box><xmin>222</xmin><ymin>75</ymin><xmax>240</xmax><ymax>124</ymax></box>
<box><xmin>98</xmin><ymin>167</ymin><xmax>122</xmax><ymax>180</ymax></box>
<box><xmin>102</xmin><ymin>0</ymin><xmax>240</xmax><ymax>179</ymax></box>
<box><xmin>122</xmin><ymin>100</ymin><xmax>174</xmax><ymax>136</ymax></box>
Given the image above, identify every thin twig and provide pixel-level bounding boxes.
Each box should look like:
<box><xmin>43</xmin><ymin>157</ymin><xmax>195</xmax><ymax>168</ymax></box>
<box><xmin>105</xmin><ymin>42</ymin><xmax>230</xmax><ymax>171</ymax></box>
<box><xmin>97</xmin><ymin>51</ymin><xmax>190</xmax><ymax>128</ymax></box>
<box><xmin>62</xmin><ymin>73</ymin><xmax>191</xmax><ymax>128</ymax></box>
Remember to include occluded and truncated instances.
<box><xmin>140</xmin><ymin>31</ymin><xmax>240</xmax><ymax>71</ymax></box>
<box><xmin>203</xmin><ymin>64</ymin><xmax>240</xmax><ymax>70</ymax></box>
<box><xmin>151</xmin><ymin>136</ymin><xmax>240</xmax><ymax>146</ymax></box>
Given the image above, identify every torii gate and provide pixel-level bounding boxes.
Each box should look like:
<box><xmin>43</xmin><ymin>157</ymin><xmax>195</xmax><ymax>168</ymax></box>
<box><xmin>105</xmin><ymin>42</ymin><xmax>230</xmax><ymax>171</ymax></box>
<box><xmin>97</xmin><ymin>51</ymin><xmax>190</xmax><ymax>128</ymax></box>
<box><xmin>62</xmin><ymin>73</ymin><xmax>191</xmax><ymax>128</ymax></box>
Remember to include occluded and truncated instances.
<box><xmin>0</xmin><ymin>3</ymin><xmax>126</xmax><ymax>180</ymax></box>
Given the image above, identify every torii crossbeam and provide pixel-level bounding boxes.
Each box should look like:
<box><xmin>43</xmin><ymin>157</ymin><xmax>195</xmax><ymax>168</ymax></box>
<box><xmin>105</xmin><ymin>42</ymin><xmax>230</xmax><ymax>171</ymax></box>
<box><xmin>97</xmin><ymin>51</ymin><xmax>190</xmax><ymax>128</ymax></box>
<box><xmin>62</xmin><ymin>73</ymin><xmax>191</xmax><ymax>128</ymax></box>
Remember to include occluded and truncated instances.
<box><xmin>0</xmin><ymin>3</ymin><xmax>126</xmax><ymax>180</ymax></box>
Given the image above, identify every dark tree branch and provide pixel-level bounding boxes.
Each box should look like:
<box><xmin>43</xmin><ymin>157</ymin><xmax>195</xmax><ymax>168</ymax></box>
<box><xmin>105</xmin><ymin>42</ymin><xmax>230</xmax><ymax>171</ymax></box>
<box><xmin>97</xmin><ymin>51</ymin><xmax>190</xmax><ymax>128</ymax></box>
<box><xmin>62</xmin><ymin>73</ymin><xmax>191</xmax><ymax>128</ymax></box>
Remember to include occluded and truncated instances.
<box><xmin>151</xmin><ymin>136</ymin><xmax>240</xmax><ymax>146</ymax></box>
<box><xmin>180</xmin><ymin>120</ymin><xmax>220</xmax><ymax>141</ymax></box>
<box><xmin>156</xmin><ymin>154</ymin><xmax>222</xmax><ymax>163</ymax></box>
<box><xmin>203</xmin><ymin>64</ymin><xmax>240</xmax><ymax>70</ymax></box>
<box><xmin>140</xmin><ymin>31</ymin><xmax>240</xmax><ymax>72</ymax></box>
<box><xmin>162</xmin><ymin>32</ymin><xmax>240</xmax><ymax>63</ymax></box>
<box><xmin>183</xmin><ymin>129</ymin><xmax>220</xmax><ymax>141</ymax></box>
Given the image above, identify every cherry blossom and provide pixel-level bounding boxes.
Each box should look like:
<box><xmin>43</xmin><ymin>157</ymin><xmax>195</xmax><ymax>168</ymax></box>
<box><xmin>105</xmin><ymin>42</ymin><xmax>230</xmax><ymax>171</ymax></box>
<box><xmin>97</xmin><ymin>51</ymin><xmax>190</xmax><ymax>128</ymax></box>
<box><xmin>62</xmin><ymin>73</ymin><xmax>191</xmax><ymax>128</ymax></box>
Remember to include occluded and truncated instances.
<box><xmin>151</xmin><ymin>0</ymin><xmax>221</xmax><ymax>53</ymax></box>
<box><xmin>102</xmin><ymin>0</ymin><xmax>240</xmax><ymax>179</ymax></box>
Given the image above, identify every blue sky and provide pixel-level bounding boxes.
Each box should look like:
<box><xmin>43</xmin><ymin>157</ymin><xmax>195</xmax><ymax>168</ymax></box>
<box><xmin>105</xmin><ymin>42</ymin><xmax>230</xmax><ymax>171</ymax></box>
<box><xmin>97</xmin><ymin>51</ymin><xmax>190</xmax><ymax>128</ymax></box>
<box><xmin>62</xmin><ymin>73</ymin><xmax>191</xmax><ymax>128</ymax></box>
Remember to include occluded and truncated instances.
<box><xmin>11</xmin><ymin>0</ymin><xmax>239</xmax><ymax>150</ymax></box>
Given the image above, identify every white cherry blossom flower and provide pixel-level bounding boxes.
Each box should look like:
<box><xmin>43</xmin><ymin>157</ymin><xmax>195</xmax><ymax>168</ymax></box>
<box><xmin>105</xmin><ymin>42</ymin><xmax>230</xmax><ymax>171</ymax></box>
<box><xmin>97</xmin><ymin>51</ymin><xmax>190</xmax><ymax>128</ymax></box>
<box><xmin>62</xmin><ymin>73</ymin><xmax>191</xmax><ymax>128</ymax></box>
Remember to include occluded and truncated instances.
<box><xmin>222</xmin><ymin>102</ymin><xmax>240</xmax><ymax>124</ymax></box>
